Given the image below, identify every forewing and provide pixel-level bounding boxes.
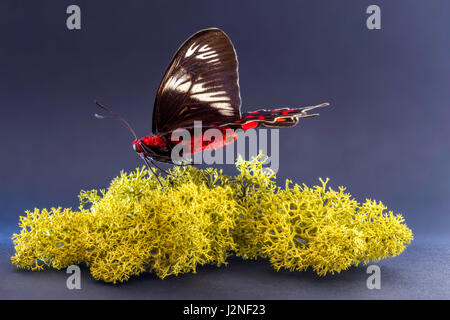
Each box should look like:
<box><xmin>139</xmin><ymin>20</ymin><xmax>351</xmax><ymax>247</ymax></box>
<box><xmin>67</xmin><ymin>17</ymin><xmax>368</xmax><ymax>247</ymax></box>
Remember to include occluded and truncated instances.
<box><xmin>152</xmin><ymin>28</ymin><xmax>241</xmax><ymax>133</ymax></box>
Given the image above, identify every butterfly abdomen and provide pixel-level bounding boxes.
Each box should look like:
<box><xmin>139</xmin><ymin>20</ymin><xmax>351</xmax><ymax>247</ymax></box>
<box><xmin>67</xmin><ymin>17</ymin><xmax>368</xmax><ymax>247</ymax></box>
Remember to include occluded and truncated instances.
<box><xmin>235</xmin><ymin>103</ymin><xmax>329</xmax><ymax>129</ymax></box>
<box><xmin>241</xmin><ymin>108</ymin><xmax>300</xmax><ymax>128</ymax></box>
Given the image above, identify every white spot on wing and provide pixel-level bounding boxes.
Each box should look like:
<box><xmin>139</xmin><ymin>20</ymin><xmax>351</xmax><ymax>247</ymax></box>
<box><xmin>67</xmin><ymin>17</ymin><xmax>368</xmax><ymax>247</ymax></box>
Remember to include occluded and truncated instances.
<box><xmin>199</xmin><ymin>44</ymin><xmax>210</xmax><ymax>52</ymax></box>
<box><xmin>210</xmin><ymin>103</ymin><xmax>234</xmax><ymax>116</ymax></box>
<box><xmin>185</xmin><ymin>44</ymin><xmax>199</xmax><ymax>58</ymax></box>
<box><xmin>173</xmin><ymin>72</ymin><xmax>191</xmax><ymax>92</ymax></box>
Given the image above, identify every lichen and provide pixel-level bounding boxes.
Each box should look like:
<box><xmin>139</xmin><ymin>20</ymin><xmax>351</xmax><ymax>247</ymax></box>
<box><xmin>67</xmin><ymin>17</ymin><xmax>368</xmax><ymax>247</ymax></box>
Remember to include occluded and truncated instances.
<box><xmin>11</xmin><ymin>154</ymin><xmax>413</xmax><ymax>283</ymax></box>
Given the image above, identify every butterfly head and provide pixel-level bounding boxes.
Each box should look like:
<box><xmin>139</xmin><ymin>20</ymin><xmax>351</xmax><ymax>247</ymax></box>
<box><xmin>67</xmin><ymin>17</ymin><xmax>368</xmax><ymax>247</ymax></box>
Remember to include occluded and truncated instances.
<box><xmin>132</xmin><ymin>139</ymin><xmax>142</xmax><ymax>153</ymax></box>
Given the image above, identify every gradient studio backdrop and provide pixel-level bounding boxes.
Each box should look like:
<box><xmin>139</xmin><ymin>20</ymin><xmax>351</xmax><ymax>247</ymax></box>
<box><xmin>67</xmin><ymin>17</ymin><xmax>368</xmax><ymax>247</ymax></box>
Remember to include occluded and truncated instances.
<box><xmin>1</xmin><ymin>0</ymin><xmax>449</xmax><ymax>242</ymax></box>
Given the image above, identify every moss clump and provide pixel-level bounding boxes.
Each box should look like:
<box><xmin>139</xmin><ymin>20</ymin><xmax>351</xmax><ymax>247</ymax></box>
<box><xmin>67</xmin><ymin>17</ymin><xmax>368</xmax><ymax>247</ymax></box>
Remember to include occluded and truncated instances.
<box><xmin>11</xmin><ymin>155</ymin><xmax>413</xmax><ymax>283</ymax></box>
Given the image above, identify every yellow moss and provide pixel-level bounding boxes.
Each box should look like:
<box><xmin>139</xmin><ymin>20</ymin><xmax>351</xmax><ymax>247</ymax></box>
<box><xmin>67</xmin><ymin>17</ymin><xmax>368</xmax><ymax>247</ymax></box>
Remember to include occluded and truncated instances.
<box><xmin>232</xmin><ymin>159</ymin><xmax>413</xmax><ymax>275</ymax></box>
<box><xmin>11</xmin><ymin>154</ymin><xmax>413</xmax><ymax>283</ymax></box>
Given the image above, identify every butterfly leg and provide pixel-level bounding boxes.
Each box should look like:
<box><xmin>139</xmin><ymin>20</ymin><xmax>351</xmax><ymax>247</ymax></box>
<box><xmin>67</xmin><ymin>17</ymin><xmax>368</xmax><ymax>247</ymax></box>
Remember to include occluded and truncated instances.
<box><xmin>140</xmin><ymin>154</ymin><xmax>164</xmax><ymax>190</ymax></box>
<box><xmin>149</xmin><ymin>158</ymin><xmax>170</xmax><ymax>174</ymax></box>
<box><xmin>137</xmin><ymin>142</ymin><xmax>169</xmax><ymax>173</ymax></box>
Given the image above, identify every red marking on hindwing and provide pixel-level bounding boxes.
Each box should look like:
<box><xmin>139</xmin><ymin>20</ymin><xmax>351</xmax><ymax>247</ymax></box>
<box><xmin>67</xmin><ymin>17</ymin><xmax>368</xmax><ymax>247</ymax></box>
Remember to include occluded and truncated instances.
<box><xmin>242</xmin><ymin>121</ymin><xmax>258</xmax><ymax>130</ymax></box>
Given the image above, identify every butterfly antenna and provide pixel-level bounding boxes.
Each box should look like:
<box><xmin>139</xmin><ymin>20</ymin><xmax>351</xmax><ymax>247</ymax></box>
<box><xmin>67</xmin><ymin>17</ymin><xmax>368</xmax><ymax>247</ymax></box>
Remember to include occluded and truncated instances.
<box><xmin>94</xmin><ymin>100</ymin><xmax>138</xmax><ymax>141</ymax></box>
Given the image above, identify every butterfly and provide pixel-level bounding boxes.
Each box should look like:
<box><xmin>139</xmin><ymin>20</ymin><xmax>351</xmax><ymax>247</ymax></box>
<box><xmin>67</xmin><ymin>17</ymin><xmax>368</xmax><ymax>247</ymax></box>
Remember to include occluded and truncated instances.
<box><xmin>95</xmin><ymin>28</ymin><xmax>329</xmax><ymax>186</ymax></box>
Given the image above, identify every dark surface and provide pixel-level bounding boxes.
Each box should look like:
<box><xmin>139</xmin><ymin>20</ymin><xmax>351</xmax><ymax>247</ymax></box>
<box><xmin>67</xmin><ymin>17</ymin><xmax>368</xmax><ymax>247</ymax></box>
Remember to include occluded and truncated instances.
<box><xmin>1</xmin><ymin>0</ymin><xmax>449</xmax><ymax>299</ymax></box>
<box><xmin>1</xmin><ymin>235</ymin><xmax>449</xmax><ymax>299</ymax></box>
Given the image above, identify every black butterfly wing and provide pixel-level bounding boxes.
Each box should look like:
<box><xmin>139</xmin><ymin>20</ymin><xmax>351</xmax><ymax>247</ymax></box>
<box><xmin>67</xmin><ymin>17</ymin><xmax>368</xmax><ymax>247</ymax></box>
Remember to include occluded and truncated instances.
<box><xmin>152</xmin><ymin>28</ymin><xmax>242</xmax><ymax>134</ymax></box>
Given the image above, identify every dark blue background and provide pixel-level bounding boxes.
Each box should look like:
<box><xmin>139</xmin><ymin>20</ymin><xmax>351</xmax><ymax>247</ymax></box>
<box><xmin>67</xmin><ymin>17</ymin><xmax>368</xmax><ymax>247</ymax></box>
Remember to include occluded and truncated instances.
<box><xmin>1</xmin><ymin>0</ymin><xmax>449</xmax><ymax>299</ymax></box>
